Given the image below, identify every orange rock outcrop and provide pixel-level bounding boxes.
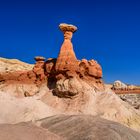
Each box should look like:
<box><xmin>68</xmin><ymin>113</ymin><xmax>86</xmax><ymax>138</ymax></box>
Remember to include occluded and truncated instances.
<box><xmin>0</xmin><ymin>23</ymin><xmax>104</xmax><ymax>97</ymax></box>
<box><xmin>55</xmin><ymin>24</ymin><xmax>78</xmax><ymax>74</ymax></box>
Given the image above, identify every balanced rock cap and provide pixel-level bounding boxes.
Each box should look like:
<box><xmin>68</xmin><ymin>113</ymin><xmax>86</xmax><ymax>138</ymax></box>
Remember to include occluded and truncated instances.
<box><xmin>59</xmin><ymin>23</ymin><xmax>77</xmax><ymax>33</ymax></box>
<box><xmin>34</xmin><ymin>56</ymin><xmax>46</xmax><ymax>61</ymax></box>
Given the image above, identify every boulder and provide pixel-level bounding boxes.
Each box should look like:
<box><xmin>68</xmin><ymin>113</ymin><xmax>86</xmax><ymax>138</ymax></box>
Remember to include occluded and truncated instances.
<box><xmin>112</xmin><ymin>80</ymin><xmax>127</xmax><ymax>90</ymax></box>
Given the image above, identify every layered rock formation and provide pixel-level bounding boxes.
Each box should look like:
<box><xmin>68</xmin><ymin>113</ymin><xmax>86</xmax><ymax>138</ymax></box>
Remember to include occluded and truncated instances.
<box><xmin>55</xmin><ymin>23</ymin><xmax>78</xmax><ymax>73</ymax></box>
<box><xmin>0</xmin><ymin>23</ymin><xmax>140</xmax><ymax>136</ymax></box>
<box><xmin>55</xmin><ymin>23</ymin><xmax>102</xmax><ymax>81</ymax></box>
<box><xmin>45</xmin><ymin>23</ymin><xmax>104</xmax><ymax>98</ymax></box>
<box><xmin>0</xmin><ymin>23</ymin><xmax>104</xmax><ymax>98</ymax></box>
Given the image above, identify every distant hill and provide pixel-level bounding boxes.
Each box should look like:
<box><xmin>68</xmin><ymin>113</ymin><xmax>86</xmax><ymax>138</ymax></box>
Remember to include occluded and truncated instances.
<box><xmin>0</xmin><ymin>57</ymin><xmax>33</xmax><ymax>72</ymax></box>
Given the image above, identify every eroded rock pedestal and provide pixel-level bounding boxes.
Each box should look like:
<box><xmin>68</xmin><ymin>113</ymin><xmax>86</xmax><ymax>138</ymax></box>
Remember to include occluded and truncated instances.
<box><xmin>0</xmin><ymin>23</ymin><xmax>104</xmax><ymax>98</ymax></box>
<box><xmin>55</xmin><ymin>23</ymin><xmax>78</xmax><ymax>74</ymax></box>
<box><xmin>45</xmin><ymin>23</ymin><xmax>104</xmax><ymax>97</ymax></box>
<box><xmin>55</xmin><ymin>24</ymin><xmax>103</xmax><ymax>79</ymax></box>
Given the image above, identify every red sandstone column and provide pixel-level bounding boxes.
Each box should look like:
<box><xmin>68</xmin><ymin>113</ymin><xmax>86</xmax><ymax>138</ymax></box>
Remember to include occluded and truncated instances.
<box><xmin>55</xmin><ymin>23</ymin><xmax>78</xmax><ymax>72</ymax></box>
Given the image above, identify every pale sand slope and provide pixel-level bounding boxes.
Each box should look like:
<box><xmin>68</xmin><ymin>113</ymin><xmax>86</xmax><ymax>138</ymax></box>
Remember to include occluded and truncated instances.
<box><xmin>0</xmin><ymin>115</ymin><xmax>140</xmax><ymax>140</ymax></box>
<box><xmin>0</xmin><ymin>57</ymin><xmax>33</xmax><ymax>72</ymax></box>
<box><xmin>41</xmin><ymin>80</ymin><xmax>140</xmax><ymax>132</ymax></box>
<box><xmin>0</xmin><ymin>91</ymin><xmax>60</xmax><ymax>124</ymax></box>
<box><xmin>0</xmin><ymin>83</ymin><xmax>140</xmax><ymax>132</ymax></box>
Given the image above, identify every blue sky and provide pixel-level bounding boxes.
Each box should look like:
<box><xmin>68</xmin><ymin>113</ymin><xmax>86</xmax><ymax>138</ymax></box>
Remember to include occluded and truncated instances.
<box><xmin>0</xmin><ymin>0</ymin><xmax>140</xmax><ymax>84</ymax></box>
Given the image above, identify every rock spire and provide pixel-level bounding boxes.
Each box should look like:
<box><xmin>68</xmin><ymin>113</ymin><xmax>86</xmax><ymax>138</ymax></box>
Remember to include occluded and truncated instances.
<box><xmin>55</xmin><ymin>23</ymin><xmax>78</xmax><ymax>73</ymax></box>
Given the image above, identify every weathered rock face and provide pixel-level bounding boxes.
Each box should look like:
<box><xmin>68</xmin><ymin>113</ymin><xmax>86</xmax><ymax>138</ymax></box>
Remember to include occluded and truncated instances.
<box><xmin>0</xmin><ymin>23</ymin><xmax>104</xmax><ymax>97</ymax></box>
<box><xmin>55</xmin><ymin>24</ymin><xmax>102</xmax><ymax>81</ymax></box>
<box><xmin>1</xmin><ymin>23</ymin><xmax>140</xmax><ymax>133</ymax></box>
<box><xmin>33</xmin><ymin>56</ymin><xmax>46</xmax><ymax>82</ymax></box>
<box><xmin>0</xmin><ymin>57</ymin><xmax>47</xmax><ymax>97</ymax></box>
<box><xmin>53</xmin><ymin>77</ymin><xmax>84</xmax><ymax>98</ymax></box>
<box><xmin>0</xmin><ymin>57</ymin><xmax>46</xmax><ymax>85</ymax></box>
<box><xmin>45</xmin><ymin>23</ymin><xmax>104</xmax><ymax>97</ymax></box>
<box><xmin>78</xmin><ymin>59</ymin><xmax>102</xmax><ymax>79</ymax></box>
